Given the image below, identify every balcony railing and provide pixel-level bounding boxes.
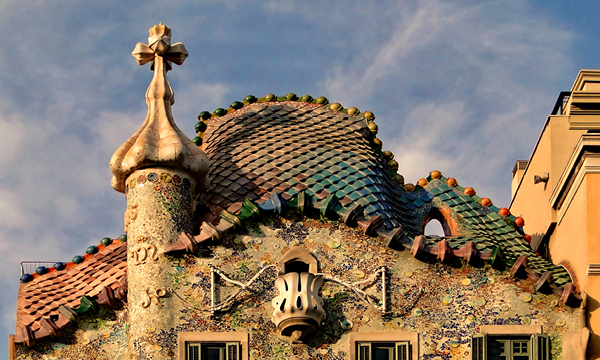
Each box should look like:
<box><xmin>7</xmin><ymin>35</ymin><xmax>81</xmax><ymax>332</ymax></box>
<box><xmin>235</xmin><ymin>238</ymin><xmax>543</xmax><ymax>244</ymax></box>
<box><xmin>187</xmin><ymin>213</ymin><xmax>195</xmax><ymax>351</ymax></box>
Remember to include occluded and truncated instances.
<box><xmin>20</xmin><ymin>261</ymin><xmax>58</xmax><ymax>276</ymax></box>
<box><xmin>551</xmin><ymin>91</ymin><xmax>571</xmax><ymax>115</ymax></box>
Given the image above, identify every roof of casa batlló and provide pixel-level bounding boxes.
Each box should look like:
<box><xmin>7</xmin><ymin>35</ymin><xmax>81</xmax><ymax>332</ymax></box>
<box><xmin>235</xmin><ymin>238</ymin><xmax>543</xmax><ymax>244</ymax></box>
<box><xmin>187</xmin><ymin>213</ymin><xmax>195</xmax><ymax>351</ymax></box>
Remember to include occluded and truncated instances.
<box><xmin>14</xmin><ymin>94</ymin><xmax>581</xmax><ymax>348</ymax></box>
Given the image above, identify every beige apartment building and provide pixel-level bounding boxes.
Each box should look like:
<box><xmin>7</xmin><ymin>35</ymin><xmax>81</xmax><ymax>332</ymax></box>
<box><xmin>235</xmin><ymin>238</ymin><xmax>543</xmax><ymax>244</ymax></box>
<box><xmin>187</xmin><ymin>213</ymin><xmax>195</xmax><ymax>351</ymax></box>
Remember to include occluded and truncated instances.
<box><xmin>511</xmin><ymin>69</ymin><xmax>600</xmax><ymax>359</ymax></box>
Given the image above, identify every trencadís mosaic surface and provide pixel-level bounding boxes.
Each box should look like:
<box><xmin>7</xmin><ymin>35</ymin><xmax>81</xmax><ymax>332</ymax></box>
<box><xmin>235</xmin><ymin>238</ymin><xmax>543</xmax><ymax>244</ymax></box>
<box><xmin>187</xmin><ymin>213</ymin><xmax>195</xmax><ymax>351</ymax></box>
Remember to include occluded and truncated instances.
<box><xmin>16</xmin><ymin>217</ymin><xmax>580</xmax><ymax>359</ymax></box>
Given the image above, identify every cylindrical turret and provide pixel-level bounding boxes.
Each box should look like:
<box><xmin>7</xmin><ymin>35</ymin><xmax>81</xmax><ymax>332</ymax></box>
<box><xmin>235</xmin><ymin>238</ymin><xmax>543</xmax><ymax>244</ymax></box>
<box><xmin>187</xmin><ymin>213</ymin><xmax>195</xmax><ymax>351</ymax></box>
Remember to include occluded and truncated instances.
<box><xmin>110</xmin><ymin>24</ymin><xmax>209</xmax><ymax>359</ymax></box>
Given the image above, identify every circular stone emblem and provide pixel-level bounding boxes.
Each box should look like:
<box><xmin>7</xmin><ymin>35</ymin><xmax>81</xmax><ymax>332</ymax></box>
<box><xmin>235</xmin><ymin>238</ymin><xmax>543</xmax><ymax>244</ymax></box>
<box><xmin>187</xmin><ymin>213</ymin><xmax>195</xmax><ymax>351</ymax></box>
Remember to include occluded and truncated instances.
<box><xmin>160</xmin><ymin>173</ymin><xmax>172</xmax><ymax>183</ymax></box>
<box><xmin>442</xmin><ymin>295</ymin><xmax>453</xmax><ymax>305</ymax></box>
<box><xmin>340</xmin><ymin>319</ymin><xmax>353</xmax><ymax>329</ymax></box>
<box><xmin>520</xmin><ymin>293</ymin><xmax>533</xmax><ymax>303</ymax></box>
<box><xmin>474</xmin><ymin>297</ymin><xmax>487</xmax><ymax>306</ymax></box>
<box><xmin>147</xmin><ymin>173</ymin><xmax>158</xmax><ymax>182</ymax></box>
<box><xmin>172</xmin><ymin>174</ymin><xmax>182</xmax><ymax>185</ymax></box>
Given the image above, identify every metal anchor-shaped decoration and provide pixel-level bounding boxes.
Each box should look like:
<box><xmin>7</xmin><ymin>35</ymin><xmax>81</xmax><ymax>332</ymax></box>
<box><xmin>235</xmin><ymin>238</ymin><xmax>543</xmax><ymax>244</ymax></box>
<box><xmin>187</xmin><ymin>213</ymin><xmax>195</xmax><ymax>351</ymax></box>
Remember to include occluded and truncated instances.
<box><xmin>209</xmin><ymin>265</ymin><xmax>278</xmax><ymax>315</ymax></box>
<box><xmin>316</xmin><ymin>266</ymin><xmax>388</xmax><ymax>315</ymax></box>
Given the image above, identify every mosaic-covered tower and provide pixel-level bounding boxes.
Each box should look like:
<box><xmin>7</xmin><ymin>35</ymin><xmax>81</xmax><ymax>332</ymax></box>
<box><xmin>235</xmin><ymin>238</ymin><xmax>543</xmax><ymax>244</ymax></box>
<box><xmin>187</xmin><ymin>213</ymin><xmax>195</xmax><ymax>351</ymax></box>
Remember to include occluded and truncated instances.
<box><xmin>109</xmin><ymin>24</ymin><xmax>210</xmax><ymax>358</ymax></box>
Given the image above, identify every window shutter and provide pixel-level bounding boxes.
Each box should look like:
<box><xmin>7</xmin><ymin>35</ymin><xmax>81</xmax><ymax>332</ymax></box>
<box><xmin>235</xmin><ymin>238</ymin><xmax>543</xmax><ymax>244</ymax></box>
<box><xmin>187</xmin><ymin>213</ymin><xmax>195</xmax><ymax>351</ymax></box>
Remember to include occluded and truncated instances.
<box><xmin>531</xmin><ymin>334</ymin><xmax>549</xmax><ymax>360</ymax></box>
<box><xmin>471</xmin><ymin>334</ymin><xmax>487</xmax><ymax>360</ymax></box>
<box><xmin>396</xmin><ymin>341</ymin><xmax>411</xmax><ymax>360</ymax></box>
<box><xmin>226</xmin><ymin>342</ymin><xmax>239</xmax><ymax>360</ymax></box>
<box><xmin>358</xmin><ymin>343</ymin><xmax>371</xmax><ymax>360</ymax></box>
<box><xmin>187</xmin><ymin>343</ymin><xmax>200</xmax><ymax>360</ymax></box>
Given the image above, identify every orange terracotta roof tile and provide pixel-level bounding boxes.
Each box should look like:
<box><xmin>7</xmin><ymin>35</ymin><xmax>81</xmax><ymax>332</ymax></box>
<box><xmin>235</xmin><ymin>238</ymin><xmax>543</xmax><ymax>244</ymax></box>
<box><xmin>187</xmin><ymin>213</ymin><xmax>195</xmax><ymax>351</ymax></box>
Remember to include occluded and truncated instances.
<box><xmin>16</xmin><ymin>239</ymin><xmax>128</xmax><ymax>335</ymax></box>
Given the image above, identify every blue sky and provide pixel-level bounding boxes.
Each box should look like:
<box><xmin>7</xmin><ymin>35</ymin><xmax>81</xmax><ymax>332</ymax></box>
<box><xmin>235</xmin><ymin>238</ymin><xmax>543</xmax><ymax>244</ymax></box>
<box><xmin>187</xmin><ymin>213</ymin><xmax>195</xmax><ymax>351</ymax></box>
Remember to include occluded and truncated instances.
<box><xmin>0</xmin><ymin>0</ymin><xmax>597</xmax><ymax>357</ymax></box>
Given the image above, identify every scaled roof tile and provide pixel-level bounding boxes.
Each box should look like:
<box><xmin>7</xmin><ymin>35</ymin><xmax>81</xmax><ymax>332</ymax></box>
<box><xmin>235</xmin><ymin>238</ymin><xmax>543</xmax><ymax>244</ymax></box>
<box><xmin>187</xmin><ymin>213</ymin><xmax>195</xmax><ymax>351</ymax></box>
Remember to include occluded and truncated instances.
<box><xmin>407</xmin><ymin>177</ymin><xmax>573</xmax><ymax>286</ymax></box>
<box><xmin>202</xmin><ymin>102</ymin><xmax>412</xmax><ymax>231</ymax></box>
<box><xmin>16</xmin><ymin>240</ymin><xmax>127</xmax><ymax>333</ymax></box>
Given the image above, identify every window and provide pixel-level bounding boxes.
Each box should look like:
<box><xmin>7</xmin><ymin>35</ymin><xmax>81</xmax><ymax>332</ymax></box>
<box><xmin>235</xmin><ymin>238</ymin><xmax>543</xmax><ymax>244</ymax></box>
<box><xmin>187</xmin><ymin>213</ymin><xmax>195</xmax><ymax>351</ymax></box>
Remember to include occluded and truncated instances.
<box><xmin>349</xmin><ymin>332</ymin><xmax>418</xmax><ymax>360</ymax></box>
<box><xmin>178</xmin><ymin>332</ymin><xmax>248</xmax><ymax>360</ymax></box>
<box><xmin>424</xmin><ymin>219</ymin><xmax>445</xmax><ymax>237</ymax></box>
<box><xmin>186</xmin><ymin>342</ymin><xmax>239</xmax><ymax>360</ymax></box>
<box><xmin>357</xmin><ymin>341</ymin><xmax>411</xmax><ymax>360</ymax></box>
<box><xmin>422</xmin><ymin>207</ymin><xmax>457</xmax><ymax>236</ymax></box>
<box><xmin>472</xmin><ymin>326</ymin><xmax>549</xmax><ymax>360</ymax></box>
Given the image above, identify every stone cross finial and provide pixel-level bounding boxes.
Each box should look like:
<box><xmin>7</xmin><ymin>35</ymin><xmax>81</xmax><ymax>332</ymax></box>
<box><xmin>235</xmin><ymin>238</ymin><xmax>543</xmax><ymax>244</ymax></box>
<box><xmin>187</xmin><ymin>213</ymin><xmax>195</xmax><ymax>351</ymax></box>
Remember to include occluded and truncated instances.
<box><xmin>132</xmin><ymin>23</ymin><xmax>188</xmax><ymax>73</ymax></box>
<box><xmin>110</xmin><ymin>24</ymin><xmax>209</xmax><ymax>194</ymax></box>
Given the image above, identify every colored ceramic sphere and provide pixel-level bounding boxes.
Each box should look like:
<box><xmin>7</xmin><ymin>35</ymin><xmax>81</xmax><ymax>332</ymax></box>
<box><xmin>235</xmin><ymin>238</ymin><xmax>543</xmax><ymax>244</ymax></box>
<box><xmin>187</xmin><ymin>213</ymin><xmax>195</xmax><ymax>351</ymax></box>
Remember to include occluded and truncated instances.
<box><xmin>430</xmin><ymin>170</ymin><xmax>442</xmax><ymax>179</ymax></box>
<box><xmin>316</xmin><ymin>96</ymin><xmax>329</xmax><ymax>105</ymax></box>
<box><xmin>523</xmin><ymin>234</ymin><xmax>532</xmax><ymax>243</ymax></box>
<box><xmin>265</xmin><ymin>93</ymin><xmax>277</xmax><ymax>101</ymax></box>
<box><xmin>244</xmin><ymin>95</ymin><xmax>257</xmax><ymax>104</ymax></box>
<box><xmin>417</xmin><ymin>178</ymin><xmax>428</xmax><ymax>187</ymax></box>
<box><xmin>393</xmin><ymin>174</ymin><xmax>405</xmax><ymax>184</ymax></box>
<box><xmin>373</xmin><ymin>138</ymin><xmax>383</xmax><ymax>148</ymax></box>
<box><xmin>53</xmin><ymin>262</ymin><xmax>65</xmax><ymax>271</ymax></box>
<box><xmin>330</xmin><ymin>103</ymin><xmax>343</xmax><ymax>111</ymax></box>
<box><xmin>515</xmin><ymin>217</ymin><xmax>525</xmax><ymax>227</ymax></box>
<box><xmin>285</xmin><ymin>93</ymin><xmax>298</xmax><ymax>101</ymax></box>
<box><xmin>464</xmin><ymin>187</ymin><xmax>476</xmax><ymax>196</ymax></box>
<box><xmin>383</xmin><ymin>151</ymin><xmax>394</xmax><ymax>159</ymax></box>
<box><xmin>499</xmin><ymin>208</ymin><xmax>511</xmax><ymax>216</ymax></box>
<box><xmin>192</xmin><ymin>136</ymin><xmax>203</xmax><ymax>146</ymax></box>
<box><xmin>119</xmin><ymin>234</ymin><xmax>128</xmax><ymax>242</ymax></box>
<box><xmin>72</xmin><ymin>255</ymin><xmax>84</xmax><ymax>264</ymax></box>
<box><xmin>368</xmin><ymin>122</ymin><xmax>378</xmax><ymax>134</ymax></box>
<box><xmin>230</xmin><ymin>101</ymin><xmax>244</xmax><ymax>110</ymax></box>
<box><xmin>363</xmin><ymin>111</ymin><xmax>375</xmax><ymax>120</ymax></box>
<box><xmin>20</xmin><ymin>274</ymin><xmax>32</xmax><ymax>283</ymax></box>
<box><xmin>388</xmin><ymin>160</ymin><xmax>399</xmax><ymax>170</ymax></box>
<box><xmin>198</xmin><ymin>111</ymin><xmax>211</xmax><ymax>120</ymax></box>
<box><xmin>301</xmin><ymin>94</ymin><xmax>313</xmax><ymax>103</ymax></box>
<box><xmin>36</xmin><ymin>266</ymin><xmax>47</xmax><ymax>275</ymax></box>
<box><xmin>446</xmin><ymin>178</ymin><xmax>458</xmax><ymax>187</ymax></box>
<box><xmin>480</xmin><ymin>198</ymin><xmax>492</xmax><ymax>207</ymax></box>
<box><xmin>101</xmin><ymin>237</ymin><xmax>112</xmax><ymax>246</ymax></box>
<box><xmin>405</xmin><ymin>183</ymin><xmax>416</xmax><ymax>191</ymax></box>
<box><xmin>86</xmin><ymin>246</ymin><xmax>98</xmax><ymax>255</ymax></box>
<box><xmin>347</xmin><ymin>107</ymin><xmax>359</xmax><ymax>115</ymax></box>
<box><xmin>214</xmin><ymin>108</ymin><xmax>227</xmax><ymax>116</ymax></box>
<box><xmin>195</xmin><ymin>122</ymin><xmax>207</xmax><ymax>133</ymax></box>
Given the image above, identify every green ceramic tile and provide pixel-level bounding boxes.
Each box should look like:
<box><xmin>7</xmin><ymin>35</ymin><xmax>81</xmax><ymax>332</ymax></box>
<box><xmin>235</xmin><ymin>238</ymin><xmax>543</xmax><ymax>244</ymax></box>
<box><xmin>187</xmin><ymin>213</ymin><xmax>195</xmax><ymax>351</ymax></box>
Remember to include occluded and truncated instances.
<box><xmin>437</xmin><ymin>193</ymin><xmax>452</xmax><ymax>201</ymax></box>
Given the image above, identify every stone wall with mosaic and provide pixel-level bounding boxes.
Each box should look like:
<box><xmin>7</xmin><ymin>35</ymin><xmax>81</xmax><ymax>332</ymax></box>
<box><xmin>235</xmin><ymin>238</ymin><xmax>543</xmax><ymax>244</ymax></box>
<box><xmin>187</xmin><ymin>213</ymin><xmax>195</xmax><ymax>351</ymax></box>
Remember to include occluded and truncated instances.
<box><xmin>15</xmin><ymin>216</ymin><xmax>581</xmax><ymax>359</ymax></box>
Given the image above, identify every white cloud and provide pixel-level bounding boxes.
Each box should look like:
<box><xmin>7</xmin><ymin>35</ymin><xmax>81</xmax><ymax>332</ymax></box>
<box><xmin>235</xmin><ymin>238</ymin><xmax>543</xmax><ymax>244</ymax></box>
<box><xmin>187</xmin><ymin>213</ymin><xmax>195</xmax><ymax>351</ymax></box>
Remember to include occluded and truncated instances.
<box><xmin>322</xmin><ymin>0</ymin><xmax>574</xmax><ymax>205</ymax></box>
<box><xmin>172</xmin><ymin>79</ymin><xmax>230</xmax><ymax>132</ymax></box>
<box><xmin>0</xmin><ymin>114</ymin><xmax>28</xmax><ymax>168</ymax></box>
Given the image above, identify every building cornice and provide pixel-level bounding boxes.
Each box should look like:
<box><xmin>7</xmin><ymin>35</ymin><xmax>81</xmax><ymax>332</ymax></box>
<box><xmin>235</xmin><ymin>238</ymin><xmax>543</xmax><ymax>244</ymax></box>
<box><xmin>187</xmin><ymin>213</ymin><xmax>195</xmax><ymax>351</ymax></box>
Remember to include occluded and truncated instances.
<box><xmin>550</xmin><ymin>134</ymin><xmax>600</xmax><ymax>223</ymax></box>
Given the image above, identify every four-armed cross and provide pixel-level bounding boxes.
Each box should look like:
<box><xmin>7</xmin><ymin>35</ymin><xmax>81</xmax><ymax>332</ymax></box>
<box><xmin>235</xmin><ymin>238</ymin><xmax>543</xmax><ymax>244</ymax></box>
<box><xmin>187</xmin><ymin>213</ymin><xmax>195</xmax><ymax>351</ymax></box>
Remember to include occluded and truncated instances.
<box><xmin>131</xmin><ymin>23</ymin><xmax>188</xmax><ymax>103</ymax></box>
